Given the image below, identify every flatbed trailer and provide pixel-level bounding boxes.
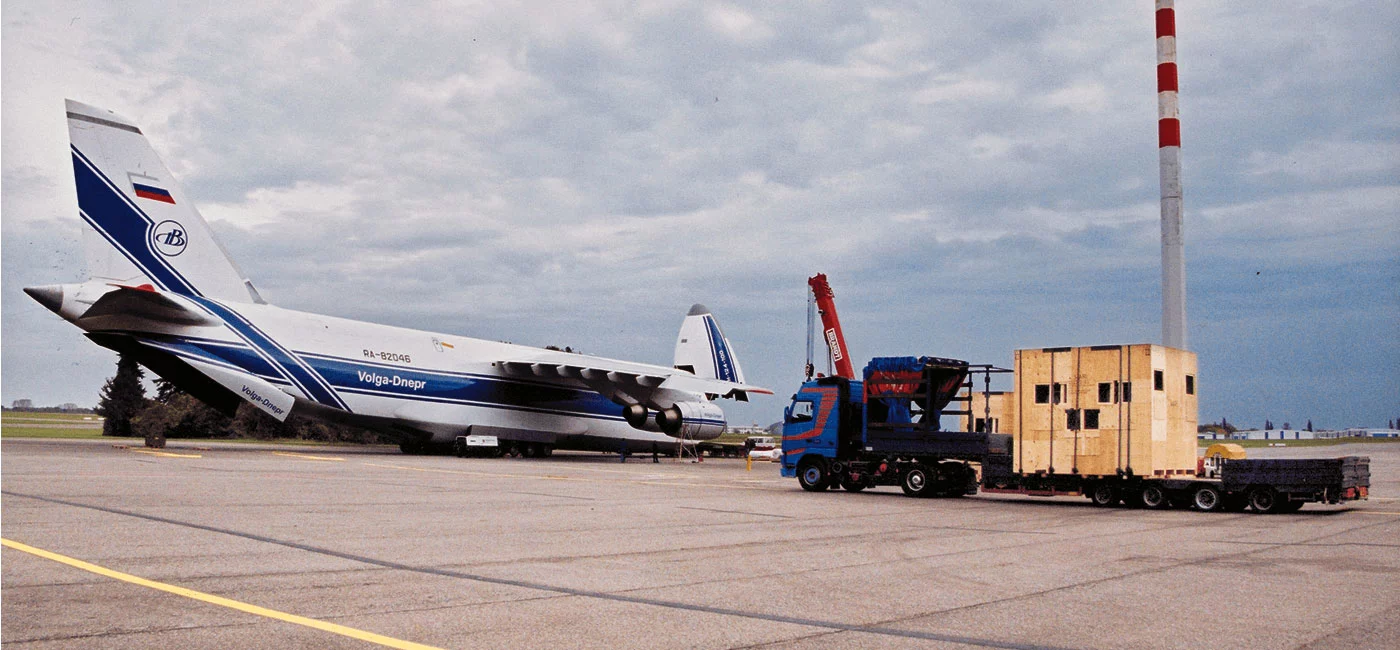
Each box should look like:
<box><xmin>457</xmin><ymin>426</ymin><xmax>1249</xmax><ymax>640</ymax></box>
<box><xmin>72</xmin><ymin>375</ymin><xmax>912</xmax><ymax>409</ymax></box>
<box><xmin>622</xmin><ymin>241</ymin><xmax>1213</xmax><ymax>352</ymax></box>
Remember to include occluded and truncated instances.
<box><xmin>981</xmin><ymin>449</ymin><xmax>1370</xmax><ymax>512</ymax></box>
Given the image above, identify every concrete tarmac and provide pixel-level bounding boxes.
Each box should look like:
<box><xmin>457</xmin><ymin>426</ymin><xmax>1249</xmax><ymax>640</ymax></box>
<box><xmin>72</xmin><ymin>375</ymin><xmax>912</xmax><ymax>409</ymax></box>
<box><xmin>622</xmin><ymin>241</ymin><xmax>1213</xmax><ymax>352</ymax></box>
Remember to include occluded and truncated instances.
<box><xmin>3</xmin><ymin>439</ymin><xmax>1397</xmax><ymax>649</ymax></box>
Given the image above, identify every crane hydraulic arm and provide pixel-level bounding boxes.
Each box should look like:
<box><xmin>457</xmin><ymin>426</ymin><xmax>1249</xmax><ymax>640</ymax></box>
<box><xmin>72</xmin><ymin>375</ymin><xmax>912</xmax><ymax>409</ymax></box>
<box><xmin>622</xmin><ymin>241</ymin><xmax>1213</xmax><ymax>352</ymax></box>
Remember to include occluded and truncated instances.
<box><xmin>808</xmin><ymin>273</ymin><xmax>856</xmax><ymax>379</ymax></box>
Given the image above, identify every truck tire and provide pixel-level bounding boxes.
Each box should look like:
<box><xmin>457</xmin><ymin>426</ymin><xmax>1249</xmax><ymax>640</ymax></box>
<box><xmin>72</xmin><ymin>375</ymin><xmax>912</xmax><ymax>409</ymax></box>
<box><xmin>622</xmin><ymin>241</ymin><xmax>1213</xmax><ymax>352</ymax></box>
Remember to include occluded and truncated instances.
<box><xmin>840</xmin><ymin>474</ymin><xmax>866</xmax><ymax>492</ymax></box>
<box><xmin>1191</xmin><ymin>485</ymin><xmax>1223</xmax><ymax>512</ymax></box>
<box><xmin>797</xmin><ymin>457</ymin><xmax>830</xmax><ymax>492</ymax></box>
<box><xmin>1090</xmin><ymin>484</ymin><xmax>1120</xmax><ymax>507</ymax></box>
<box><xmin>1248</xmin><ymin>487</ymin><xmax>1282</xmax><ymax>514</ymax></box>
<box><xmin>1137</xmin><ymin>484</ymin><xmax>1168</xmax><ymax>509</ymax></box>
<box><xmin>901</xmin><ymin>465</ymin><xmax>934</xmax><ymax>498</ymax></box>
<box><xmin>936</xmin><ymin>462</ymin><xmax>971</xmax><ymax>497</ymax></box>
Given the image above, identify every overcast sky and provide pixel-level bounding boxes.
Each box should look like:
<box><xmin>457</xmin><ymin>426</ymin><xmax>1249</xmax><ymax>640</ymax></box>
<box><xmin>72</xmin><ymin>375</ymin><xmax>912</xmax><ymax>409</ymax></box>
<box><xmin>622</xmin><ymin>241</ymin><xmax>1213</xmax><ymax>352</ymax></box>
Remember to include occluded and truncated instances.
<box><xmin>3</xmin><ymin>1</ymin><xmax>1397</xmax><ymax>430</ymax></box>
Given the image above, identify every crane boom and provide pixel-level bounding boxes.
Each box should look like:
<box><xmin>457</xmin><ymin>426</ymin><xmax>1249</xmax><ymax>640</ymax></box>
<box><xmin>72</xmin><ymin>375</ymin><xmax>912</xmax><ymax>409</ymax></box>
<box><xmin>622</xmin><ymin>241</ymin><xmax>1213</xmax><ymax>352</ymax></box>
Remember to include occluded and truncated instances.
<box><xmin>807</xmin><ymin>273</ymin><xmax>856</xmax><ymax>379</ymax></box>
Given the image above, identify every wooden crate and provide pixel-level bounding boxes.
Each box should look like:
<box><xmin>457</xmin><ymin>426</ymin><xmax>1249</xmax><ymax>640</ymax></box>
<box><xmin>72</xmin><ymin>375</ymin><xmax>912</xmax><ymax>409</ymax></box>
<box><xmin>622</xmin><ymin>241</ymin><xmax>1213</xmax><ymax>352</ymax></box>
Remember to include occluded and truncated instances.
<box><xmin>1006</xmin><ymin>344</ymin><xmax>1198</xmax><ymax>477</ymax></box>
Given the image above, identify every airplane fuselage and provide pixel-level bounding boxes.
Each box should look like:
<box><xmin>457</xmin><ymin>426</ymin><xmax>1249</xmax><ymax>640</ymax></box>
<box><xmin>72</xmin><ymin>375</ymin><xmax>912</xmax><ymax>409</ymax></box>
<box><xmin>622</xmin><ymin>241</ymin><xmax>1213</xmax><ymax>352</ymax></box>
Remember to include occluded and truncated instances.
<box><xmin>50</xmin><ymin>282</ymin><xmax>709</xmax><ymax>451</ymax></box>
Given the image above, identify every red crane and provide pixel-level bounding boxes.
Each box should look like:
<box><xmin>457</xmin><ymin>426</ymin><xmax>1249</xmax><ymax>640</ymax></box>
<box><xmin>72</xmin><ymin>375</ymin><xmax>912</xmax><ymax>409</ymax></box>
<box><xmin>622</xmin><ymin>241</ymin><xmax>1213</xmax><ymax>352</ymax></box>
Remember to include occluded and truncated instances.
<box><xmin>807</xmin><ymin>273</ymin><xmax>856</xmax><ymax>379</ymax></box>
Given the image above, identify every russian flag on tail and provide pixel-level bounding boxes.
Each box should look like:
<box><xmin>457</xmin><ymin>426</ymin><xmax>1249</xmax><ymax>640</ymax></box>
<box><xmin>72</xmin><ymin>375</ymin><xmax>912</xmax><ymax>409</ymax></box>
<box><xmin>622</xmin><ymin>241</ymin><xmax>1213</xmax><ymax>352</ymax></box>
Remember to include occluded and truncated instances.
<box><xmin>132</xmin><ymin>181</ymin><xmax>175</xmax><ymax>204</ymax></box>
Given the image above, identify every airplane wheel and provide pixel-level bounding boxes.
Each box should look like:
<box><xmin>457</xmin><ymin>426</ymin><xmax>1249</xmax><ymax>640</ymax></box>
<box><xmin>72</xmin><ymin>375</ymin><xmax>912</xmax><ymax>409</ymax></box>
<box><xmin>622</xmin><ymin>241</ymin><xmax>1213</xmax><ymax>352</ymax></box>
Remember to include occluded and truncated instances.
<box><xmin>540</xmin><ymin>445</ymin><xmax>553</xmax><ymax>458</ymax></box>
<box><xmin>399</xmin><ymin>440</ymin><xmax>424</xmax><ymax>455</ymax></box>
<box><xmin>521</xmin><ymin>443</ymin><xmax>539</xmax><ymax>458</ymax></box>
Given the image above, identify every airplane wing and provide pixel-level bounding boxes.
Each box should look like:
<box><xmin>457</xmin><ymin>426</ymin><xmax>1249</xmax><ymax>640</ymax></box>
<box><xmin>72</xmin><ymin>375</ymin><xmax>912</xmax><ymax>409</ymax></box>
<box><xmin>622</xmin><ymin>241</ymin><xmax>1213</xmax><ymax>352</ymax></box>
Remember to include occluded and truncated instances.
<box><xmin>496</xmin><ymin>358</ymin><xmax>771</xmax><ymax>410</ymax></box>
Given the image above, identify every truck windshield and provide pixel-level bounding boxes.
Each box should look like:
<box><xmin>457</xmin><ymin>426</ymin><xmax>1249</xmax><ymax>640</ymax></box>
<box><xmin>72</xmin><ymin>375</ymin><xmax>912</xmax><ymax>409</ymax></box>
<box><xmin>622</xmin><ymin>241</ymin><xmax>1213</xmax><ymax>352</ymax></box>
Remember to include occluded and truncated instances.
<box><xmin>786</xmin><ymin>400</ymin><xmax>814</xmax><ymax>423</ymax></box>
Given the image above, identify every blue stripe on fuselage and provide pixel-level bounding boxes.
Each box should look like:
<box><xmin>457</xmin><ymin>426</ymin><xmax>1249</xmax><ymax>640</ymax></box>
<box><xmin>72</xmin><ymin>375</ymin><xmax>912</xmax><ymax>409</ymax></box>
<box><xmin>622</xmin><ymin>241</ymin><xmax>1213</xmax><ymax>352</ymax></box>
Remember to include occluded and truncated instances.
<box><xmin>186</xmin><ymin>298</ymin><xmax>350</xmax><ymax>411</ymax></box>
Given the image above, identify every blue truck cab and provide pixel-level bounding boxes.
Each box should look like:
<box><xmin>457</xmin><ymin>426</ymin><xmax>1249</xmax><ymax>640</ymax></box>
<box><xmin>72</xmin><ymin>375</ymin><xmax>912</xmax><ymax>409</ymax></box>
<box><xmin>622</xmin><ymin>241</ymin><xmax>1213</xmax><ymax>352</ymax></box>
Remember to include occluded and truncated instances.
<box><xmin>780</xmin><ymin>376</ymin><xmax>861</xmax><ymax>478</ymax></box>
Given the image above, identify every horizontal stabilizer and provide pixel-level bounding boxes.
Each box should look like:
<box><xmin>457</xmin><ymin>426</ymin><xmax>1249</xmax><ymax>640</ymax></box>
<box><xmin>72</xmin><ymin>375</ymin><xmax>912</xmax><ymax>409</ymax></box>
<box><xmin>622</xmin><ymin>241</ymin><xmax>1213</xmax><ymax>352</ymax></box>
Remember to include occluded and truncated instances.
<box><xmin>81</xmin><ymin>285</ymin><xmax>218</xmax><ymax>326</ymax></box>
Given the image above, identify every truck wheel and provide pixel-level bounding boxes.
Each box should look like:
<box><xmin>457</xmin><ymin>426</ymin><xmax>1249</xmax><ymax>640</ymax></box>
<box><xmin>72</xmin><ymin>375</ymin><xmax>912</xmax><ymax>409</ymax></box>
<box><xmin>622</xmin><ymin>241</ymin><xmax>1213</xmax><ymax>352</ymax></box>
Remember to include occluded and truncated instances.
<box><xmin>1248</xmin><ymin>487</ymin><xmax>1281</xmax><ymax>513</ymax></box>
<box><xmin>797</xmin><ymin>457</ymin><xmax>830</xmax><ymax>492</ymax></box>
<box><xmin>840</xmin><ymin>475</ymin><xmax>866</xmax><ymax>492</ymax></box>
<box><xmin>1138</xmin><ymin>484</ymin><xmax>1168</xmax><ymax>509</ymax></box>
<box><xmin>902</xmin><ymin>465</ymin><xmax>934</xmax><ymax>498</ymax></box>
<box><xmin>936</xmin><ymin>462</ymin><xmax>971</xmax><ymax>497</ymax></box>
<box><xmin>1191</xmin><ymin>485</ymin><xmax>1223</xmax><ymax>512</ymax></box>
<box><xmin>1090</xmin><ymin>484</ymin><xmax>1120</xmax><ymax>507</ymax></box>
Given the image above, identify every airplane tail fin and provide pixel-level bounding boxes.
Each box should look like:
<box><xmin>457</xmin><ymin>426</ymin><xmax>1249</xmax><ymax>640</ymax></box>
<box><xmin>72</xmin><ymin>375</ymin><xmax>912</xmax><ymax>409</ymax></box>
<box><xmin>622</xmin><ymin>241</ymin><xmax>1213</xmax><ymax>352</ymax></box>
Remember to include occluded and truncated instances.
<box><xmin>66</xmin><ymin>100</ymin><xmax>263</xmax><ymax>304</ymax></box>
<box><xmin>673</xmin><ymin>304</ymin><xmax>748</xmax><ymax>386</ymax></box>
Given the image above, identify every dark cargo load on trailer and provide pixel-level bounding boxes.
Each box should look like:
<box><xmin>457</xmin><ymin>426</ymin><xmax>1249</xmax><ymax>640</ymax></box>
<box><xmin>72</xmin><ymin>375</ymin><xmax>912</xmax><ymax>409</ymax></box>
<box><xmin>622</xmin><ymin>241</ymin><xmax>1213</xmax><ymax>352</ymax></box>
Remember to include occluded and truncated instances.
<box><xmin>862</xmin><ymin>357</ymin><xmax>986</xmax><ymax>459</ymax></box>
<box><xmin>1221</xmin><ymin>456</ymin><xmax>1370</xmax><ymax>506</ymax></box>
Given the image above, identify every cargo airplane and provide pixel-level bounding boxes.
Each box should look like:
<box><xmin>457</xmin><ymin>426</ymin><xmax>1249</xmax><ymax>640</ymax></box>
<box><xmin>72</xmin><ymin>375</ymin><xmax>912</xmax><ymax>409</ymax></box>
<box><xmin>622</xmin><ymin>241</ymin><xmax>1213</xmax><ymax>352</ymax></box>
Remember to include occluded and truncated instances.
<box><xmin>25</xmin><ymin>100</ymin><xmax>770</xmax><ymax>454</ymax></box>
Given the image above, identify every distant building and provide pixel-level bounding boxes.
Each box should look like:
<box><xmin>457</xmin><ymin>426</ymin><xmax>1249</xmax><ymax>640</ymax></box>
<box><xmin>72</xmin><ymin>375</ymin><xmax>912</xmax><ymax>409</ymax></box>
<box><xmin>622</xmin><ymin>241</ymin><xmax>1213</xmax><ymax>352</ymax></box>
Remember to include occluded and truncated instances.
<box><xmin>1230</xmin><ymin>429</ymin><xmax>1319</xmax><ymax>441</ymax></box>
<box><xmin>58</xmin><ymin>403</ymin><xmax>80</xmax><ymax>411</ymax></box>
<box><xmin>12</xmin><ymin>399</ymin><xmax>33</xmax><ymax>409</ymax></box>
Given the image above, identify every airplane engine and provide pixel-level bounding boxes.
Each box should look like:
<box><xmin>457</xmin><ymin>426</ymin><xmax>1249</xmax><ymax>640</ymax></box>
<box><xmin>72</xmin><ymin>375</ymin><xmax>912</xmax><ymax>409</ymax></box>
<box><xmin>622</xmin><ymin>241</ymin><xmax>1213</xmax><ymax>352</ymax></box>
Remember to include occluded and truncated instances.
<box><xmin>654</xmin><ymin>401</ymin><xmax>726</xmax><ymax>441</ymax></box>
<box><xmin>623</xmin><ymin>403</ymin><xmax>650</xmax><ymax>429</ymax></box>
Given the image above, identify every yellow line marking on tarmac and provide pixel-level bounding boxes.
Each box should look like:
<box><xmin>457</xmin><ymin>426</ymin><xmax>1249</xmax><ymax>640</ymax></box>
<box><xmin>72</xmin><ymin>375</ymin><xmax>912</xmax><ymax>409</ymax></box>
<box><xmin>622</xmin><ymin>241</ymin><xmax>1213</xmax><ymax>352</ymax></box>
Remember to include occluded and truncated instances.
<box><xmin>128</xmin><ymin>448</ymin><xmax>202</xmax><ymax>458</ymax></box>
<box><xmin>360</xmin><ymin>462</ymin><xmax>782</xmax><ymax>492</ymax></box>
<box><xmin>1352</xmin><ymin>511</ymin><xmax>1400</xmax><ymax>516</ymax></box>
<box><xmin>272</xmin><ymin>451</ymin><xmax>345</xmax><ymax>462</ymax></box>
<box><xmin>0</xmin><ymin>538</ymin><xmax>443</xmax><ymax>650</ymax></box>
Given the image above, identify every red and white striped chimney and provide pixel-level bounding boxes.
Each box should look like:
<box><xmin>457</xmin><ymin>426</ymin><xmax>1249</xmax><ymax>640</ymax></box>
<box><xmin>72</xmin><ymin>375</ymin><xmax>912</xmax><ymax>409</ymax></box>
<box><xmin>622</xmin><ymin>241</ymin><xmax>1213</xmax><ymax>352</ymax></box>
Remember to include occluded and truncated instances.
<box><xmin>1157</xmin><ymin>0</ymin><xmax>1187</xmax><ymax>350</ymax></box>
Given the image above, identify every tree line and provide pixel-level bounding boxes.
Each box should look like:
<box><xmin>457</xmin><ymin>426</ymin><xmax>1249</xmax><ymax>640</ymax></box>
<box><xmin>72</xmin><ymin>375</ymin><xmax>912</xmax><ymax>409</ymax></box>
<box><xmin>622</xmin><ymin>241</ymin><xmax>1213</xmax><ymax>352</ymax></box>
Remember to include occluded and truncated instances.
<box><xmin>96</xmin><ymin>354</ymin><xmax>388</xmax><ymax>444</ymax></box>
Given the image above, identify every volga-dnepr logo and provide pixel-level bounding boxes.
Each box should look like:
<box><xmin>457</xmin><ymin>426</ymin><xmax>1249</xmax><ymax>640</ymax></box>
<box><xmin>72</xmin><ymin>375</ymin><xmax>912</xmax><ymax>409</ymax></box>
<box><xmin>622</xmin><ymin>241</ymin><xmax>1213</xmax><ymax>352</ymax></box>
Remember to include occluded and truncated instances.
<box><xmin>150</xmin><ymin>220</ymin><xmax>188</xmax><ymax>257</ymax></box>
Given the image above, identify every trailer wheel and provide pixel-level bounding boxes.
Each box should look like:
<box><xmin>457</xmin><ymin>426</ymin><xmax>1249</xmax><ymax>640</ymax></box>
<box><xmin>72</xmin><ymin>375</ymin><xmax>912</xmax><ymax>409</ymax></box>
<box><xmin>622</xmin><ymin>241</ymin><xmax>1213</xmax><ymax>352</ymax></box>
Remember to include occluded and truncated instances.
<box><xmin>1138</xmin><ymin>484</ymin><xmax>1168</xmax><ymax>509</ymax></box>
<box><xmin>901</xmin><ymin>465</ymin><xmax>934</xmax><ymax>498</ymax></box>
<box><xmin>797</xmin><ymin>457</ymin><xmax>830</xmax><ymax>492</ymax></box>
<box><xmin>1248</xmin><ymin>487</ymin><xmax>1282</xmax><ymax>513</ymax></box>
<box><xmin>1090</xmin><ymin>484</ymin><xmax>1120</xmax><ymax>507</ymax></box>
<box><xmin>1191</xmin><ymin>485</ymin><xmax>1223</xmax><ymax>512</ymax></box>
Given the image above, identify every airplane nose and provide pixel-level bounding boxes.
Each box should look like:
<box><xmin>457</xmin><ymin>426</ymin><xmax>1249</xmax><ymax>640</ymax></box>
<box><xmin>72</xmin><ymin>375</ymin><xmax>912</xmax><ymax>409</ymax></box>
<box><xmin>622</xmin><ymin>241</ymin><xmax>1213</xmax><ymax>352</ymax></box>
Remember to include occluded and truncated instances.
<box><xmin>23</xmin><ymin>285</ymin><xmax>64</xmax><ymax>313</ymax></box>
